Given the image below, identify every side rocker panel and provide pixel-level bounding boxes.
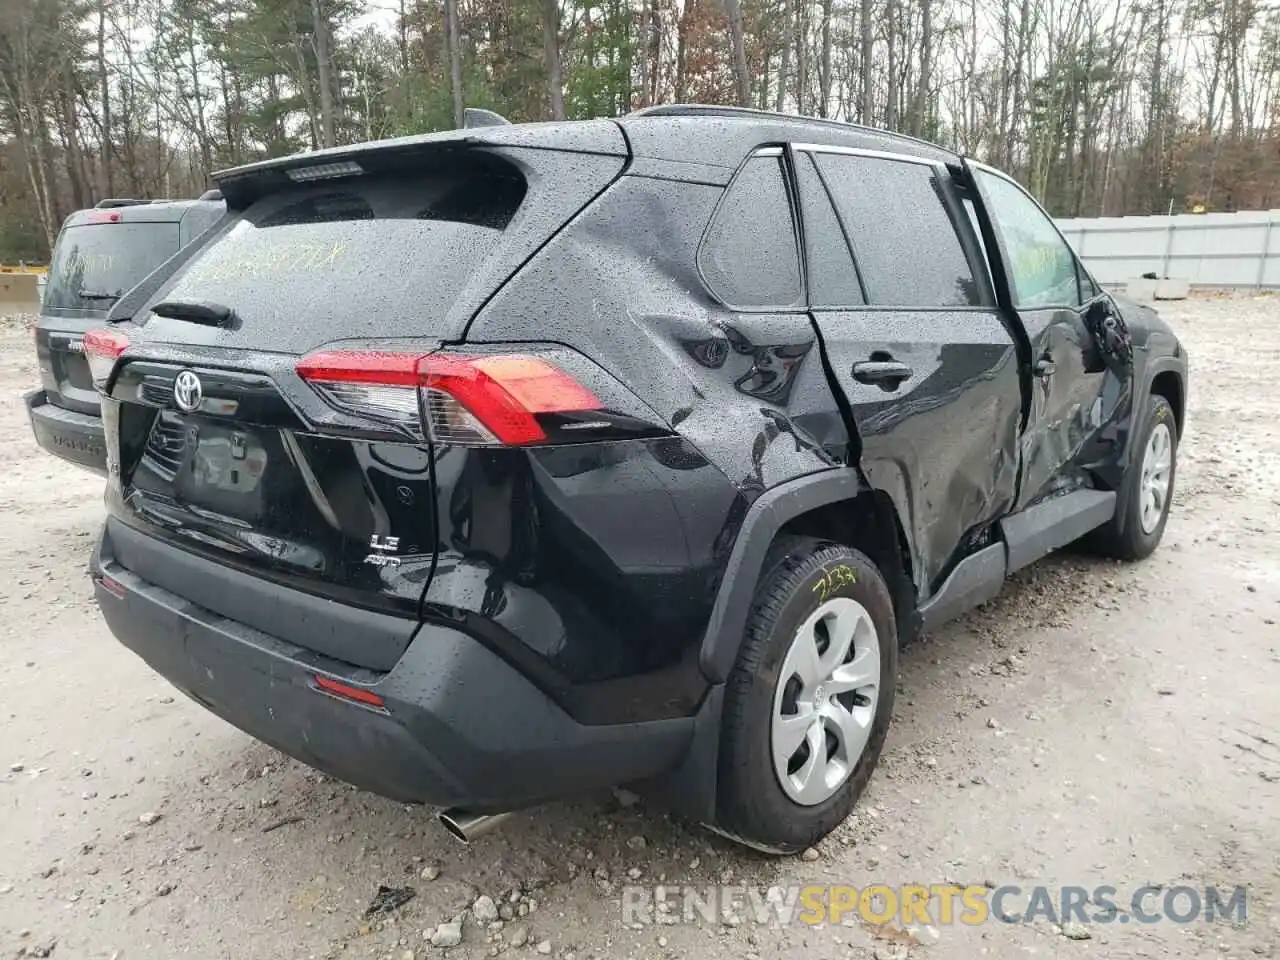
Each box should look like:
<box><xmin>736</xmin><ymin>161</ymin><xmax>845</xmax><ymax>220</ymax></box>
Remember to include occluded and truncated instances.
<box><xmin>918</xmin><ymin>542</ymin><xmax>1006</xmax><ymax>630</ymax></box>
<box><xmin>1001</xmin><ymin>488</ymin><xmax>1116</xmax><ymax>572</ymax></box>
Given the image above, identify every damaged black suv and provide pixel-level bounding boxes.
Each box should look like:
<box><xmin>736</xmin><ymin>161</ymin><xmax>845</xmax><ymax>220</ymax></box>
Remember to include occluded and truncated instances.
<box><xmin>86</xmin><ymin>106</ymin><xmax>1186</xmax><ymax>853</ymax></box>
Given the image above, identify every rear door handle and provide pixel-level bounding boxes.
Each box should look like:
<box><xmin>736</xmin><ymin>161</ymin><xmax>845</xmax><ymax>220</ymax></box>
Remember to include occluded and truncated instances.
<box><xmin>852</xmin><ymin>360</ymin><xmax>913</xmax><ymax>387</ymax></box>
<box><xmin>1034</xmin><ymin>357</ymin><xmax>1057</xmax><ymax>377</ymax></box>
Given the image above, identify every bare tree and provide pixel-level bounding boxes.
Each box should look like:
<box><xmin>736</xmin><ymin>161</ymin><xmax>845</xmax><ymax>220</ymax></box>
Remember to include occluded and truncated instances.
<box><xmin>914</xmin><ymin>0</ymin><xmax>932</xmax><ymax>134</ymax></box>
<box><xmin>819</xmin><ymin>0</ymin><xmax>833</xmax><ymax>116</ymax></box>
<box><xmin>443</xmin><ymin>0</ymin><xmax>464</xmax><ymax>126</ymax></box>
<box><xmin>860</xmin><ymin>0</ymin><xmax>873</xmax><ymax>122</ymax></box>
<box><xmin>794</xmin><ymin>0</ymin><xmax>809</xmax><ymax>112</ymax></box>
<box><xmin>777</xmin><ymin>0</ymin><xmax>793</xmax><ymax>111</ymax></box>
<box><xmin>725</xmin><ymin>0</ymin><xmax>751</xmax><ymax>106</ymax></box>
<box><xmin>638</xmin><ymin>0</ymin><xmax>652</xmax><ymax>107</ymax></box>
<box><xmin>311</xmin><ymin>0</ymin><xmax>336</xmax><ymax>147</ymax></box>
<box><xmin>542</xmin><ymin>0</ymin><xmax>565</xmax><ymax>118</ymax></box>
<box><xmin>885</xmin><ymin>0</ymin><xmax>898</xmax><ymax>128</ymax></box>
<box><xmin>97</xmin><ymin>0</ymin><xmax>112</xmax><ymax>194</ymax></box>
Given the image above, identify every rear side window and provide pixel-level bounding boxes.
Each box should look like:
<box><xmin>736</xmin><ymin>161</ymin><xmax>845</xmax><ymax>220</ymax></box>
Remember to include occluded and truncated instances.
<box><xmin>162</xmin><ymin>171</ymin><xmax>527</xmax><ymax>328</ymax></box>
<box><xmin>44</xmin><ymin>222</ymin><xmax>180</xmax><ymax>310</ymax></box>
<box><xmin>699</xmin><ymin>155</ymin><xmax>803</xmax><ymax>309</ymax></box>
<box><xmin>796</xmin><ymin>153</ymin><xmax>865</xmax><ymax>307</ymax></box>
<box><xmin>814</xmin><ymin>153</ymin><xmax>980</xmax><ymax>308</ymax></box>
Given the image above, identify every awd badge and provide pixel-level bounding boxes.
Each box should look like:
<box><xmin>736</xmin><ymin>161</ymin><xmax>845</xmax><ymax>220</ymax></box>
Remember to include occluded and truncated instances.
<box><xmin>364</xmin><ymin>535</ymin><xmax>401</xmax><ymax>568</ymax></box>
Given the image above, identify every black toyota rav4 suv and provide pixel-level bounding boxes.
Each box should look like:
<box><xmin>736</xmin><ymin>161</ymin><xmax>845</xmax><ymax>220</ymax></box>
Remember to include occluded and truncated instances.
<box><xmin>26</xmin><ymin>195</ymin><xmax>223</xmax><ymax>473</ymax></box>
<box><xmin>87</xmin><ymin>106</ymin><xmax>1186</xmax><ymax>853</ymax></box>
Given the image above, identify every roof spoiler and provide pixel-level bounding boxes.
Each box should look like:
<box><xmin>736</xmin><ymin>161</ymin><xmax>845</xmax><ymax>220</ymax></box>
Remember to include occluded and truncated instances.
<box><xmin>463</xmin><ymin>108</ymin><xmax>510</xmax><ymax>128</ymax></box>
<box><xmin>211</xmin><ymin>118</ymin><xmax>626</xmax><ymax>208</ymax></box>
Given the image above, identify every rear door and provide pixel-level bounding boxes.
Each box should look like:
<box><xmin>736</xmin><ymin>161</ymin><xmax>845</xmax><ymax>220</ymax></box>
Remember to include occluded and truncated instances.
<box><xmin>101</xmin><ymin>144</ymin><xmax>626</xmax><ymax>671</ymax></box>
<box><xmin>968</xmin><ymin>163</ymin><xmax>1122</xmax><ymax>508</ymax></box>
<box><xmin>792</xmin><ymin>145</ymin><xmax>1023</xmax><ymax>593</ymax></box>
<box><xmin>38</xmin><ymin>217</ymin><xmax>181</xmax><ymax>414</ymax></box>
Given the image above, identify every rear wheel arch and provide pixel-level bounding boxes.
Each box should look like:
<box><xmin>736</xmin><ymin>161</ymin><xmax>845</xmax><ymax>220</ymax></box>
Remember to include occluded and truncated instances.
<box><xmin>698</xmin><ymin>471</ymin><xmax>918</xmax><ymax>685</ymax></box>
<box><xmin>776</xmin><ymin>492</ymin><xmax>918</xmax><ymax>645</ymax></box>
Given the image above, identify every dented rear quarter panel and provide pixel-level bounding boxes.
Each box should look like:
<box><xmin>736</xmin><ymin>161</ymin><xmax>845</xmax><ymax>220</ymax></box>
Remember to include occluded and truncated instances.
<box><xmin>442</xmin><ymin>161</ymin><xmax>1190</xmax><ymax>723</ymax></box>
<box><xmin>450</xmin><ymin>173</ymin><xmax>845</xmax><ymax>719</ymax></box>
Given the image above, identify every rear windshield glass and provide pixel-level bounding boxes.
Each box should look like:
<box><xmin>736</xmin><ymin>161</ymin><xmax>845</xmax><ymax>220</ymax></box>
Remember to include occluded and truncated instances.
<box><xmin>44</xmin><ymin>222</ymin><xmax>180</xmax><ymax>310</ymax></box>
<box><xmin>158</xmin><ymin>172</ymin><xmax>527</xmax><ymax>332</ymax></box>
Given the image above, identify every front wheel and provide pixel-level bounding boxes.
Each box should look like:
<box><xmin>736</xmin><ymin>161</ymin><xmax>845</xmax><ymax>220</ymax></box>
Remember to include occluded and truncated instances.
<box><xmin>716</xmin><ymin>538</ymin><xmax>897</xmax><ymax>854</ymax></box>
<box><xmin>1089</xmin><ymin>393</ymin><xmax>1178</xmax><ymax>560</ymax></box>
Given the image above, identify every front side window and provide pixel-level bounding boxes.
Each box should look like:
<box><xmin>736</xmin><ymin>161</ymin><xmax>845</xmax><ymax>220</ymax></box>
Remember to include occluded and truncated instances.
<box><xmin>974</xmin><ymin>169</ymin><xmax>1081</xmax><ymax>309</ymax></box>
<box><xmin>699</xmin><ymin>155</ymin><xmax>803</xmax><ymax>309</ymax></box>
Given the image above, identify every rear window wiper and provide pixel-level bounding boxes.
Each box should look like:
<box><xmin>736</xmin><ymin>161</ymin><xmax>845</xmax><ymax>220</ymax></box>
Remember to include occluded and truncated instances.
<box><xmin>150</xmin><ymin>299</ymin><xmax>236</xmax><ymax>328</ymax></box>
<box><xmin>78</xmin><ymin>290</ymin><xmax>122</xmax><ymax>302</ymax></box>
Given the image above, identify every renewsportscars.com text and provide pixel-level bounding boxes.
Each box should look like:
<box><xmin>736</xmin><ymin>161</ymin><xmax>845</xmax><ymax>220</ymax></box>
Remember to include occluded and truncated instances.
<box><xmin>621</xmin><ymin>883</ymin><xmax>1248</xmax><ymax>927</ymax></box>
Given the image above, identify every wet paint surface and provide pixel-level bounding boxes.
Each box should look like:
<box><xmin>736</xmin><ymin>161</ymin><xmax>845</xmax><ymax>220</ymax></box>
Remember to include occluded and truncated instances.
<box><xmin>92</xmin><ymin>117</ymin><xmax>1185</xmax><ymax>729</ymax></box>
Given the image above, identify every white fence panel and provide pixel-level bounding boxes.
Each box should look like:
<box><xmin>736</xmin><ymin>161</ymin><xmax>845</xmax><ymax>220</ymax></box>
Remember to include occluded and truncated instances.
<box><xmin>1056</xmin><ymin>210</ymin><xmax>1280</xmax><ymax>289</ymax></box>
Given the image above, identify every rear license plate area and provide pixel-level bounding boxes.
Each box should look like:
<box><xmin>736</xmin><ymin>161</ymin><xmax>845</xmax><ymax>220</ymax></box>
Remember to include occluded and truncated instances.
<box><xmin>142</xmin><ymin>412</ymin><xmax>270</xmax><ymax>506</ymax></box>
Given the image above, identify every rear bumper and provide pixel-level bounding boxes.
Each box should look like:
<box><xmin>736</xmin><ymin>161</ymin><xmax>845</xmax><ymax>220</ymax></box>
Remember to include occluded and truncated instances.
<box><xmin>25</xmin><ymin>388</ymin><xmax>107</xmax><ymax>475</ymax></box>
<box><xmin>91</xmin><ymin>518</ymin><xmax>696</xmax><ymax>811</ymax></box>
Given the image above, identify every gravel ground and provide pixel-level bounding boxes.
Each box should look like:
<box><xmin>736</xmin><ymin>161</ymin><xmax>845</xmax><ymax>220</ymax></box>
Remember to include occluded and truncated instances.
<box><xmin>0</xmin><ymin>297</ymin><xmax>1277</xmax><ymax>960</ymax></box>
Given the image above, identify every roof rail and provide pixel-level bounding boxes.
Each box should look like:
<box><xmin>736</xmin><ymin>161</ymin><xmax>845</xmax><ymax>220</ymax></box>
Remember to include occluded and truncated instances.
<box><xmin>94</xmin><ymin>198</ymin><xmax>151</xmax><ymax>209</ymax></box>
<box><xmin>629</xmin><ymin>103</ymin><xmax>950</xmax><ymax>155</ymax></box>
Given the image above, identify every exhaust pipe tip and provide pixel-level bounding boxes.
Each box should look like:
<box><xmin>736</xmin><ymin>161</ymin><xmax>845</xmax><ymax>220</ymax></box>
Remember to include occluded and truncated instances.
<box><xmin>439</xmin><ymin>809</ymin><xmax>513</xmax><ymax>844</ymax></box>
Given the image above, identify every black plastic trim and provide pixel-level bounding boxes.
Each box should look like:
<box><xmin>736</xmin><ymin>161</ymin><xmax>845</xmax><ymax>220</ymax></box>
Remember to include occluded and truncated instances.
<box><xmin>1114</xmin><ymin>353</ymin><xmax>1186</xmax><ymax>521</ymax></box>
<box><xmin>698</xmin><ymin>467</ymin><xmax>863</xmax><ymax>683</ymax></box>
<box><xmin>92</xmin><ymin>531</ymin><xmax>695</xmax><ymax>811</ymax></box>
<box><xmin>104</xmin><ymin>517</ymin><xmax>417</xmax><ymax>672</ymax></box>
<box><xmin>918</xmin><ymin>542</ymin><xmax>1006</xmax><ymax>630</ymax></box>
<box><xmin>1139</xmin><ymin>355</ymin><xmax>1187</xmax><ymax>436</ymax></box>
<box><xmin>25</xmin><ymin>388</ymin><xmax>108</xmax><ymax>475</ymax></box>
<box><xmin>1001</xmin><ymin>488</ymin><xmax>1116</xmax><ymax>573</ymax></box>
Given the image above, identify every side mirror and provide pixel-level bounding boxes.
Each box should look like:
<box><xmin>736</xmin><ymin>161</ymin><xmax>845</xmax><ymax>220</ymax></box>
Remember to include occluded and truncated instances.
<box><xmin>1086</xmin><ymin>297</ymin><xmax>1114</xmax><ymax>325</ymax></box>
<box><xmin>1084</xmin><ymin>297</ymin><xmax>1132</xmax><ymax>369</ymax></box>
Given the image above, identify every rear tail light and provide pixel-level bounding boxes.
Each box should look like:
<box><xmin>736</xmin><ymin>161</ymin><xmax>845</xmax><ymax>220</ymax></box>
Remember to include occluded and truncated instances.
<box><xmin>84</xmin><ymin>327</ymin><xmax>129</xmax><ymax>388</ymax></box>
<box><xmin>296</xmin><ymin>350</ymin><xmax>603</xmax><ymax>446</ymax></box>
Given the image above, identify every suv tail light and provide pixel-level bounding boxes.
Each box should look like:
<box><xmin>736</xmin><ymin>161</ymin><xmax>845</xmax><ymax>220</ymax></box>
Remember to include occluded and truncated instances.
<box><xmin>296</xmin><ymin>350</ymin><xmax>604</xmax><ymax>446</ymax></box>
<box><xmin>84</xmin><ymin>327</ymin><xmax>129</xmax><ymax>388</ymax></box>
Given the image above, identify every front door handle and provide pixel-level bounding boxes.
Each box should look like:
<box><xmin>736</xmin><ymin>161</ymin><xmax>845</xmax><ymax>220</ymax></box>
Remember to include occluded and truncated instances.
<box><xmin>1034</xmin><ymin>356</ymin><xmax>1057</xmax><ymax>377</ymax></box>
<box><xmin>852</xmin><ymin>360</ymin><xmax>913</xmax><ymax>388</ymax></box>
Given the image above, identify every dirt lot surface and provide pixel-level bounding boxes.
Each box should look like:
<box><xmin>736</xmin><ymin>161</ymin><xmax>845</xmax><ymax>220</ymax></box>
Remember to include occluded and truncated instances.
<box><xmin>1</xmin><ymin>297</ymin><xmax>1277</xmax><ymax>960</ymax></box>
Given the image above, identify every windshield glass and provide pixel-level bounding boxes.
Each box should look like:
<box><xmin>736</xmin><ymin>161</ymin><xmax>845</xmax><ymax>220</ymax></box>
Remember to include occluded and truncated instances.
<box><xmin>44</xmin><ymin>222</ymin><xmax>181</xmax><ymax>311</ymax></box>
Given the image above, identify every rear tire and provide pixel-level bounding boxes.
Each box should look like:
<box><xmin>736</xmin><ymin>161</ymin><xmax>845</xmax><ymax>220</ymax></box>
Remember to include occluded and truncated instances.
<box><xmin>1087</xmin><ymin>393</ymin><xmax>1177</xmax><ymax>560</ymax></box>
<box><xmin>716</xmin><ymin>537</ymin><xmax>897</xmax><ymax>854</ymax></box>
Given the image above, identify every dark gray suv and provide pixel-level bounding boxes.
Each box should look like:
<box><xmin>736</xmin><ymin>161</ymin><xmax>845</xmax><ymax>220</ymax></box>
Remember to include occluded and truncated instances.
<box><xmin>25</xmin><ymin>196</ymin><xmax>224</xmax><ymax>473</ymax></box>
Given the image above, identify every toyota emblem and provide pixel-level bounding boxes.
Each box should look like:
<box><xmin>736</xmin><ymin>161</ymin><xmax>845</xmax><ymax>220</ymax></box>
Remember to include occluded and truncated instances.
<box><xmin>173</xmin><ymin>370</ymin><xmax>203</xmax><ymax>413</ymax></box>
